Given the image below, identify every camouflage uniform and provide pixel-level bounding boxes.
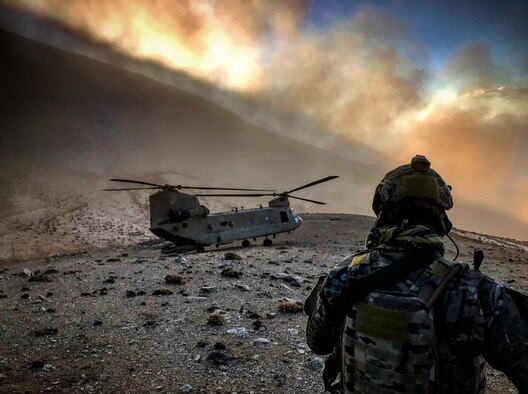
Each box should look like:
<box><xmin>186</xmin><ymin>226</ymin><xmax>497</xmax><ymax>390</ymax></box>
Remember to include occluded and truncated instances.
<box><xmin>305</xmin><ymin>224</ymin><xmax>528</xmax><ymax>393</ymax></box>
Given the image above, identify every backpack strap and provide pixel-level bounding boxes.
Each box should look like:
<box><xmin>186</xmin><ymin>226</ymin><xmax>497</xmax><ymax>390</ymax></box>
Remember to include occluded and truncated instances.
<box><xmin>416</xmin><ymin>258</ymin><xmax>464</xmax><ymax>309</ymax></box>
<box><xmin>335</xmin><ymin>246</ymin><xmax>442</xmax><ymax>317</ymax></box>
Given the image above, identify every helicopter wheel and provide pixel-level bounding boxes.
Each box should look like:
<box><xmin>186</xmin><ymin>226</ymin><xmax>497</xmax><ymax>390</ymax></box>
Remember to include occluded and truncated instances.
<box><xmin>242</xmin><ymin>240</ymin><xmax>250</xmax><ymax>247</ymax></box>
<box><xmin>263</xmin><ymin>238</ymin><xmax>272</xmax><ymax>247</ymax></box>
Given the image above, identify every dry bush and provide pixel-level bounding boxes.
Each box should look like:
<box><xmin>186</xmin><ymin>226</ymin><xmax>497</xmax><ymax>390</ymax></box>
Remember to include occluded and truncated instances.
<box><xmin>277</xmin><ymin>299</ymin><xmax>303</xmax><ymax>313</ymax></box>
<box><xmin>224</xmin><ymin>252</ymin><xmax>242</xmax><ymax>261</ymax></box>
<box><xmin>207</xmin><ymin>312</ymin><xmax>225</xmax><ymax>326</ymax></box>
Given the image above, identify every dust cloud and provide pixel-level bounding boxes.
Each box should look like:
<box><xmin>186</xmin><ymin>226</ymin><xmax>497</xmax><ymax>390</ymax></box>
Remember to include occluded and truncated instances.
<box><xmin>1</xmin><ymin>1</ymin><xmax>527</xmax><ymax>239</ymax></box>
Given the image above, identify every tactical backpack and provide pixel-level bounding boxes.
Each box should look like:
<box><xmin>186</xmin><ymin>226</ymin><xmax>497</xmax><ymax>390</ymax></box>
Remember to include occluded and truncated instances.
<box><xmin>323</xmin><ymin>249</ymin><xmax>464</xmax><ymax>393</ymax></box>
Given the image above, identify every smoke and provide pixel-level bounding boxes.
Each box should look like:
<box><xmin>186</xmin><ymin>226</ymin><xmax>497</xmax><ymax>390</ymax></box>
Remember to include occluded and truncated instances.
<box><xmin>4</xmin><ymin>0</ymin><xmax>307</xmax><ymax>90</ymax></box>
<box><xmin>2</xmin><ymin>1</ymin><xmax>528</xmax><ymax>238</ymax></box>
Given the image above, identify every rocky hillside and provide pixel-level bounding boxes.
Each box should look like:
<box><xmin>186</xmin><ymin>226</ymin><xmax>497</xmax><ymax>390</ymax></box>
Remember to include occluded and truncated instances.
<box><xmin>0</xmin><ymin>214</ymin><xmax>526</xmax><ymax>393</ymax></box>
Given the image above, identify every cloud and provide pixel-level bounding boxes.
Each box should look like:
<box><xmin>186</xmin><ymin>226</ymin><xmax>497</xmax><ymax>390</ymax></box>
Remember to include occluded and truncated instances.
<box><xmin>4</xmin><ymin>0</ymin><xmax>308</xmax><ymax>90</ymax></box>
<box><xmin>2</xmin><ymin>1</ymin><xmax>528</xmax><ymax>238</ymax></box>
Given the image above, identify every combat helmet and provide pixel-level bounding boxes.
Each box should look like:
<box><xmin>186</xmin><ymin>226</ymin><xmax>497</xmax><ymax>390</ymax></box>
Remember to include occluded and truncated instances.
<box><xmin>372</xmin><ymin>155</ymin><xmax>453</xmax><ymax>235</ymax></box>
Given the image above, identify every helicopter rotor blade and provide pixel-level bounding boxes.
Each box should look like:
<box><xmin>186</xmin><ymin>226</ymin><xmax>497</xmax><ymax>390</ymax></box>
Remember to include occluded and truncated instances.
<box><xmin>110</xmin><ymin>179</ymin><xmax>165</xmax><ymax>188</ymax></box>
<box><xmin>110</xmin><ymin>179</ymin><xmax>273</xmax><ymax>191</ymax></box>
<box><xmin>179</xmin><ymin>186</ymin><xmax>275</xmax><ymax>191</ymax></box>
<box><xmin>286</xmin><ymin>176</ymin><xmax>339</xmax><ymax>194</ymax></box>
<box><xmin>102</xmin><ymin>187</ymin><xmax>161</xmax><ymax>191</ymax></box>
<box><xmin>287</xmin><ymin>195</ymin><xmax>326</xmax><ymax>205</ymax></box>
<box><xmin>194</xmin><ymin>193</ymin><xmax>272</xmax><ymax>197</ymax></box>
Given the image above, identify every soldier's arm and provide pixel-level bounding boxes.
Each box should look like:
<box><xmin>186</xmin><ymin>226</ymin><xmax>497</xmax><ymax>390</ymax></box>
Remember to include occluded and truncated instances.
<box><xmin>305</xmin><ymin>258</ymin><xmax>352</xmax><ymax>355</ymax></box>
<box><xmin>480</xmin><ymin>279</ymin><xmax>528</xmax><ymax>391</ymax></box>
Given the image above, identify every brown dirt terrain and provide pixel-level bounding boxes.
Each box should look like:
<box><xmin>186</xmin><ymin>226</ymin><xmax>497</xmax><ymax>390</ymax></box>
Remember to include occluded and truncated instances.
<box><xmin>0</xmin><ymin>213</ymin><xmax>526</xmax><ymax>393</ymax></box>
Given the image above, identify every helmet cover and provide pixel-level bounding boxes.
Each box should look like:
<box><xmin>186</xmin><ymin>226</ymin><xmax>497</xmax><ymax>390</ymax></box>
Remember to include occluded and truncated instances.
<box><xmin>373</xmin><ymin>155</ymin><xmax>453</xmax><ymax>216</ymax></box>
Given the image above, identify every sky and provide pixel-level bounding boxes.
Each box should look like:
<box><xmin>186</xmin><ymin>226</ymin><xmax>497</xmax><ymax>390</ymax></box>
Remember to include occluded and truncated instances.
<box><xmin>1</xmin><ymin>0</ymin><xmax>528</xmax><ymax>238</ymax></box>
<box><xmin>307</xmin><ymin>1</ymin><xmax>528</xmax><ymax>68</ymax></box>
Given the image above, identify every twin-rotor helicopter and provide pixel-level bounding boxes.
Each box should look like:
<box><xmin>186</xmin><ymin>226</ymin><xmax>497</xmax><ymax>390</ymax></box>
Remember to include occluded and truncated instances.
<box><xmin>104</xmin><ymin>176</ymin><xmax>338</xmax><ymax>253</ymax></box>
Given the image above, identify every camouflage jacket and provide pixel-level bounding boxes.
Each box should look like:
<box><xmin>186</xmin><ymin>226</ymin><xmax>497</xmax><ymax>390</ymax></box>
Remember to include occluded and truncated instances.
<box><xmin>305</xmin><ymin>224</ymin><xmax>528</xmax><ymax>393</ymax></box>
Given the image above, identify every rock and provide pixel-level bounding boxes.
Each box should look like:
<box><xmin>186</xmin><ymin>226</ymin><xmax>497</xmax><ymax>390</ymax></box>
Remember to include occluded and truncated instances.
<box><xmin>42</xmin><ymin>268</ymin><xmax>60</xmax><ymax>275</ymax></box>
<box><xmin>106</xmin><ymin>258</ymin><xmax>121</xmax><ymax>262</ymax></box>
<box><xmin>43</xmin><ymin>364</ymin><xmax>55</xmax><ymax>372</ymax></box>
<box><xmin>152</xmin><ymin>289</ymin><xmax>173</xmax><ymax>296</ymax></box>
<box><xmin>164</xmin><ymin>274</ymin><xmax>184</xmax><ymax>284</ymax></box>
<box><xmin>126</xmin><ymin>290</ymin><xmax>137</xmax><ymax>298</ymax></box>
<box><xmin>306</xmin><ymin>357</ymin><xmax>325</xmax><ymax>371</ymax></box>
<box><xmin>30</xmin><ymin>361</ymin><xmax>46</xmax><ymax>369</ymax></box>
<box><xmin>144</xmin><ymin>320</ymin><xmax>158</xmax><ymax>328</ymax></box>
<box><xmin>270</xmin><ymin>272</ymin><xmax>305</xmax><ymax>285</ymax></box>
<box><xmin>0</xmin><ymin>373</ymin><xmax>6</xmax><ymax>383</ymax></box>
<box><xmin>237</xmin><ymin>284</ymin><xmax>251</xmax><ymax>292</ymax></box>
<box><xmin>200</xmin><ymin>286</ymin><xmax>218</xmax><ymax>294</ymax></box>
<box><xmin>193</xmin><ymin>354</ymin><xmax>201</xmax><ymax>362</ymax></box>
<box><xmin>253</xmin><ymin>337</ymin><xmax>271</xmax><ymax>345</ymax></box>
<box><xmin>20</xmin><ymin>294</ymin><xmax>29</xmax><ymax>299</ymax></box>
<box><xmin>256</xmin><ymin>290</ymin><xmax>273</xmax><ymax>299</ymax></box>
<box><xmin>224</xmin><ymin>252</ymin><xmax>242</xmax><ymax>261</ymax></box>
<box><xmin>266</xmin><ymin>312</ymin><xmax>277</xmax><ymax>319</ymax></box>
<box><xmin>217</xmin><ymin>261</ymin><xmax>232</xmax><ymax>270</ymax></box>
<box><xmin>22</xmin><ymin>268</ymin><xmax>33</xmax><ymax>277</ymax></box>
<box><xmin>196</xmin><ymin>340</ymin><xmax>208</xmax><ymax>348</ymax></box>
<box><xmin>244</xmin><ymin>310</ymin><xmax>262</xmax><ymax>319</ymax></box>
<box><xmin>102</xmin><ymin>278</ymin><xmax>115</xmax><ymax>284</ymax></box>
<box><xmin>226</xmin><ymin>327</ymin><xmax>249</xmax><ymax>338</ymax></box>
<box><xmin>206</xmin><ymin>351</ymin><xmax>232</xmax><ymax>366</ymax></box>
<box><xmin>213</xmin><ymin>342</ymin><xmax>226</xmax><ymax>350</ymax></box>
<box><xmin>93</xmin><ymin>320</ymin><xmax>103</xmax><ymax>327</ymax></box>
<box><xmin>98</xmin><ymin>288</ymin><xmax>108</xmax><ymax>296</ymax></box>
<box><xmin>252</xmin><ymin>320</ymin><xmax>265</xmax><ymax>331</ymax></box>
<box><xmin>28</xmin><ymin>274</ymin><xmax>52</xmax><ymax>283</ymax></box>
<box><xmin>179</xmin><ymin>383</ymin><xmax>193</xmax><ymax>392</ymax></box>
<box><xmin>34</xmin><ymin>328</ymin><xmax>58</xmax><ymax>337</ymax></box>
<box><xmin>280</xmin><ymin>283</ymin><xmax>294</xmax><ymax>292</ymax></box>
<box><xmin>288</xmin><ymin>328</ymin><xmax>299</xmax><ymax>336</ymax></box>
<box><xmin>221</xmin><ymin>268</ymin><xmax>243</xmax><ymax>278</ymax></box>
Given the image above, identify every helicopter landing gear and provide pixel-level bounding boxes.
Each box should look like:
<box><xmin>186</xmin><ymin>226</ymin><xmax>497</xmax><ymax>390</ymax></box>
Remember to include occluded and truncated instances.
<box><xmin>263</xmin><ymin>238</ymin><xmax>272</xmax><ymax>247</ymax></box>
<box><xmin>242</xmin><ymin>240</ymin><xmax>250</xmax><ymax>247</ymax></box>
<box><xmin>196</xmin><ymin>244</ymin><xmax>205</xmax><ymax>253</ymax></box>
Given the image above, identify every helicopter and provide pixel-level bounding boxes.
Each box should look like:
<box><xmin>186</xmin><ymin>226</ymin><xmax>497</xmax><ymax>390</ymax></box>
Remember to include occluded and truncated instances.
<box><xmin>103</xmin><ymin>176</ymin><xmax>339</xmax><ymax>253</ymax></box>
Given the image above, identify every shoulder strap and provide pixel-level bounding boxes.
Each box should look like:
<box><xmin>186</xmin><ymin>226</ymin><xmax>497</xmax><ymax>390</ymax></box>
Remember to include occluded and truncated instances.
<box><xmin>336</xmin><ymin>246</ymin><xmax>442</xmax><ymax>315</ymax></box>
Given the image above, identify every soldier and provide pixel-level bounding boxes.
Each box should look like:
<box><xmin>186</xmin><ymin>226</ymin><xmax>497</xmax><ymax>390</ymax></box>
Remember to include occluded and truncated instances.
<box><xmin>304</xmin><ymin>155</ymin><xmax>528</xmax><ymax>393</ymax></box>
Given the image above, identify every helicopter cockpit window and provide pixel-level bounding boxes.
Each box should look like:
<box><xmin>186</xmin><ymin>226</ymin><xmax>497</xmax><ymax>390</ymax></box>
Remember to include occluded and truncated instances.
<box><xmin>280</xmin><ymin>211</ymin><xmax>289</xmax><ymax>223</ymax></box>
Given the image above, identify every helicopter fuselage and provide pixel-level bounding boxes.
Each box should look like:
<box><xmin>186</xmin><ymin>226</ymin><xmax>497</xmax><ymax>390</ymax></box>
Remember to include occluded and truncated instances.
<box><xmin>151</xmin><ymin>204</ymin><xmax>302</xmax><ymax>249</ymax></box>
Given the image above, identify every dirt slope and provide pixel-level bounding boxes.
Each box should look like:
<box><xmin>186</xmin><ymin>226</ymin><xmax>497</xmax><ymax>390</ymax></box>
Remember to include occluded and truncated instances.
<box><xmin>0</xmin><ymin>214</ymin><xmax>526</xmax><ymax>393</ymax></box>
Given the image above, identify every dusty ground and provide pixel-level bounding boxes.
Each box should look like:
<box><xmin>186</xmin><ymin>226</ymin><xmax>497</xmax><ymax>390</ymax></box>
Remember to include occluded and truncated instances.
<box><xmin>0</xmin><ymin>213</ymin><xmax>526</xmax><ymax>393</ymax></box>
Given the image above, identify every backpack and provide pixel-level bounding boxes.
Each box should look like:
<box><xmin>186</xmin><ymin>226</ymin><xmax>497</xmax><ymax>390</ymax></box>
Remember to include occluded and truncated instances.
<box><xmin>327</xmin><ymin>257</ymin><xmax>463</xmax><ymax>393</ymax></box>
